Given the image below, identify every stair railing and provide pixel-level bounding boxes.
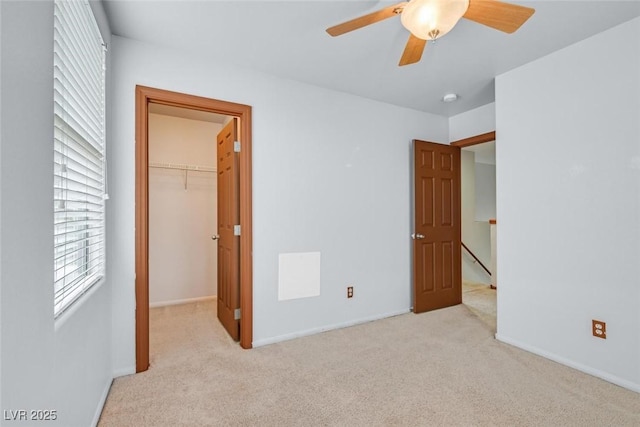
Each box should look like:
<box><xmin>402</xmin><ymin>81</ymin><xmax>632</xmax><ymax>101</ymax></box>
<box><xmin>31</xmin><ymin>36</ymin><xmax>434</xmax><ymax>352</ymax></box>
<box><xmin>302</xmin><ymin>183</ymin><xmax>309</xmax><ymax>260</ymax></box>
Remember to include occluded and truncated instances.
<box><xmin>461</xmin><ymin>242</ymin><xmax>491</xmax><ymax>277</ymax></box>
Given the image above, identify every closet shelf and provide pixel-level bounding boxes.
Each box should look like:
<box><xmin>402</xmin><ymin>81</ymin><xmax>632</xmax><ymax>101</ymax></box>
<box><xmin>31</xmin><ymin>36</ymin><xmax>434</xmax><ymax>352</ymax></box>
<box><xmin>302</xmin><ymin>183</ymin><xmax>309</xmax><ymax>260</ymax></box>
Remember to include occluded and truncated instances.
<box><xmin>149</xmin><ymin>162</ymin><xmax>216</xmax><ymax>173</ymax></box>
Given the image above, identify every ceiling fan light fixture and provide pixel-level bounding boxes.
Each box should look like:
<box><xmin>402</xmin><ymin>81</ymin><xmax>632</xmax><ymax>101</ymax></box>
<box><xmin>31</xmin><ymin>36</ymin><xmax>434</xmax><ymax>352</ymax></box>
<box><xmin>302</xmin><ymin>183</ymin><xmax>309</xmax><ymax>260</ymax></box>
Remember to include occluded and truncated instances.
<box><xmin>401</xmin><ymin>0</ymin><xmax>470</xmax><ymax>40</ymax></box>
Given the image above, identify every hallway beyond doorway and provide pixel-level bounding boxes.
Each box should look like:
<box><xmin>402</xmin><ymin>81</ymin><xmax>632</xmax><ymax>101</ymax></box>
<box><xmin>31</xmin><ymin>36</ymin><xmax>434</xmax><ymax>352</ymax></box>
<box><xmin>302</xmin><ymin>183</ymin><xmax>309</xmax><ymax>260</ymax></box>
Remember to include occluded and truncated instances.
<box><xmin>463</xmin><ymin>281</ymin><xmax>496</xmax><ymax>332</ymax></box>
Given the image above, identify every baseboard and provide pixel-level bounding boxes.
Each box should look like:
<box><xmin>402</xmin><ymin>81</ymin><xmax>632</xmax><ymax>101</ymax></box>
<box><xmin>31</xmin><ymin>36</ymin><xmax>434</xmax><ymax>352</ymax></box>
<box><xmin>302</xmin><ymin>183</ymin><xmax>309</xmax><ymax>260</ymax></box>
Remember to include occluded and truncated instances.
<box><xmin>149</xmin><ymin>295</ymin><xmax>216</xmax><ymax>308</ymax></box>
<box><xmin>91</xmin><ymin>377</ymin><xmax>113</xmax><ymax>427</ymax></box>
<box><xmin>112</xmin><ymin>365</ymin><xmax>136</xmax><ymax>378</ymax></box>
<box><xmin>495</xmin><ymin>334</ymin><xmax>640</xmax><ymax>393</ymax></box>
<box><xmin>252</xmin><ymin>309</ymin><xmax>410</xmax><ymax>347</ymax></box>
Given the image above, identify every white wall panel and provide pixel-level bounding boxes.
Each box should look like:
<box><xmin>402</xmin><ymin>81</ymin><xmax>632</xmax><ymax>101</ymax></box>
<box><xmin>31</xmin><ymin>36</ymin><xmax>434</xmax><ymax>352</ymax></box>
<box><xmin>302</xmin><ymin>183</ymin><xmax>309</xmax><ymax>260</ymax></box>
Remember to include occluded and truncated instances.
<box><xmin>0</xmin><ymin>1</ymin><xmax>113</xmax><ymax>425</ymax></box>
<box><xmin>278</xmin><ymin>252</ymin><xmax>321</xmax><ymax>301</ymax></box>
<box><xmin>475</xmin><ymin>163</ymin><xmax>496</xmax><ymax>222</ymax></box>
<box><xmin>495</xmin><ymin>17</ymin><xmax>640</xmax><ymax>391</ymax></box>
<box><xmin>461</xmin><ymin>151</ymin><xmax>491</xmax><ymax>284</ymax></box>
<box><xmin>449</xmin><ymin>103</ymin><xmax>495</xmax><ymax>142</ymax></box>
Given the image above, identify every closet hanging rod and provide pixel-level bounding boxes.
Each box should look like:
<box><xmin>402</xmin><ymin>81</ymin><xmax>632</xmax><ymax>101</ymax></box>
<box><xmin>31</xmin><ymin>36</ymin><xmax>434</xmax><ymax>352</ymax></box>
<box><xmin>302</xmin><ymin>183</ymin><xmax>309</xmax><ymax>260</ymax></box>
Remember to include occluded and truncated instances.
<box><xmin>148</xmin><ymin>162</ymin><xmax>216</xmax><ymax>173</ymax></box>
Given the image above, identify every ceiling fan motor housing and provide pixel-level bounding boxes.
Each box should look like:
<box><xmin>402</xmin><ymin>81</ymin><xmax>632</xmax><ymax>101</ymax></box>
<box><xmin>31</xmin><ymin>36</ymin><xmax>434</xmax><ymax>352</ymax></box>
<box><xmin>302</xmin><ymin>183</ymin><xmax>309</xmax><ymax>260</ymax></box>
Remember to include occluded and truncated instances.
<box><xmin>400</xmin><ymin>0</ymin><xmax>470</xmax><ymax>40</ymax></box>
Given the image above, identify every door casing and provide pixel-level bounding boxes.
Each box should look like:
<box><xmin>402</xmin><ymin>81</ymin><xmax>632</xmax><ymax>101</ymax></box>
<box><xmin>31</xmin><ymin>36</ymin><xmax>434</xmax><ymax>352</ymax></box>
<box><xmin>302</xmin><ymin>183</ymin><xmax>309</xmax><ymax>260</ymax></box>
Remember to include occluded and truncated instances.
<box><xmin>450</xmin><ymin>131</ymin><xmax>496</xmax><ymax>148</ymax></box>
<box><xmin>135</xmin><ymin>85</ymin><xmax>253</xmax><ymax>373</ymax></box>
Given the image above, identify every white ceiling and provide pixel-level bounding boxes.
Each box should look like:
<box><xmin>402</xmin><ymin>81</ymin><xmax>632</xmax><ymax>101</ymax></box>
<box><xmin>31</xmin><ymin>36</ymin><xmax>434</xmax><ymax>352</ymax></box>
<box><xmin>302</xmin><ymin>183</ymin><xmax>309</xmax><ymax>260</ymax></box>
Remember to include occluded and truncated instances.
<box><xmin>103</xmin><ymin>0</ymin><xmax>640</xmax><ymax>117</ymax></box>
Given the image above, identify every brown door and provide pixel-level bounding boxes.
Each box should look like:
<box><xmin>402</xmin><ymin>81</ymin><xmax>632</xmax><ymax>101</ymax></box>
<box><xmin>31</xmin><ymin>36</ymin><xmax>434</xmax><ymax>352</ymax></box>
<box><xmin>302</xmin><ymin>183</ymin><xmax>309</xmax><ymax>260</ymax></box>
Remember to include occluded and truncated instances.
<box><xmin>413</xmin><ymin>140</ymin><xmax>461</xmax><ymax>313</ymax></box>
<box><xmin>216</xmin><ymin>118</ymin><xmax>240</xmax><ymax>340</ymax></box>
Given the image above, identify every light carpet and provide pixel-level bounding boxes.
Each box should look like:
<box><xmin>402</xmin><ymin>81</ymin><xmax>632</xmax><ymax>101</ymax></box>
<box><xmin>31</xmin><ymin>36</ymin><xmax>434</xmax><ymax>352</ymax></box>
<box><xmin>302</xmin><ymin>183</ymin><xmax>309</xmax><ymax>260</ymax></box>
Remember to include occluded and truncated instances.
<box><xmin>462</xmin><ymin>281</ymin><xmax>497</xmax><ymax>332</ymax></box>
<box><xmin>99</xmin><ymin>301</ymin><xmax>639</xmax><ymax>426</ymax></box>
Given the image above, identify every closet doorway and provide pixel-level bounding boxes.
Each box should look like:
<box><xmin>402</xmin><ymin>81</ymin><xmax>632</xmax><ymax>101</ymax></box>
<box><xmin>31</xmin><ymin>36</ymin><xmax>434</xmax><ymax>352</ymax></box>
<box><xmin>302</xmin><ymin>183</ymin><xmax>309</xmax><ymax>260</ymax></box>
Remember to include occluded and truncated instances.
<box><xmin>135</xmin><ymin>86</ymin><xmax>253</xmax><ymax>373</ymax></box>
<box><xmin>147</xmin><ymin>104</ymin><xmax>225</xmax><ymax>309</ymax></box>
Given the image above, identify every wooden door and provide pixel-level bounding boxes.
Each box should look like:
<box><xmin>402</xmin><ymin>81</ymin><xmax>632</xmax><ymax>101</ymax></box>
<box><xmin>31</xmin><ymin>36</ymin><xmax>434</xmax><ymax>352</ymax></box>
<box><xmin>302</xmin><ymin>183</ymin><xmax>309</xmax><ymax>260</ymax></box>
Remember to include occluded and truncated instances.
<box><xmin>413</xmin><ymin>140</ymin><xmax>461</xmax><ymax>313</ymax></box>
<box><xmin>216</xmin><ymin>118</ymin><xmax>240</xmax><ymax>340</ymax></box>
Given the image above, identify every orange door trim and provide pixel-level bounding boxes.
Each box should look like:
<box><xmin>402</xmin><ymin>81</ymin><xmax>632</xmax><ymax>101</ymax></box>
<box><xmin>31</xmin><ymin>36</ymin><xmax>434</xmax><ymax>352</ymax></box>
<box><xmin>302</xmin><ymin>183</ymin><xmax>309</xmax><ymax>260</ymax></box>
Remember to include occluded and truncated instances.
<box><xmin>135</xmin><ymin>86</ymin><xmax>253</xmax><ymax>373</ymax></box>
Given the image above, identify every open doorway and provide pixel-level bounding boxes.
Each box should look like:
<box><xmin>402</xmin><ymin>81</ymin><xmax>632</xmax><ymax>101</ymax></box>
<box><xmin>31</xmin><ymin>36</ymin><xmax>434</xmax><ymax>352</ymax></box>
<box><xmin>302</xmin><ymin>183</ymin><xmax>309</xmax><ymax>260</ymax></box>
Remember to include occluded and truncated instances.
<box><xmin>135</xmin><ymin>86</ymin><xmax>253</xmax><ymax>373</ymax></box>
<box><xmin>146</xmin><ymin>104</ymin><xmax>230</xmax><ymax>367</ymax></box>
<box><xmin>452</xmin><ymin>132</ymin><xmax>497</xmax><ymax>331</ymax></box>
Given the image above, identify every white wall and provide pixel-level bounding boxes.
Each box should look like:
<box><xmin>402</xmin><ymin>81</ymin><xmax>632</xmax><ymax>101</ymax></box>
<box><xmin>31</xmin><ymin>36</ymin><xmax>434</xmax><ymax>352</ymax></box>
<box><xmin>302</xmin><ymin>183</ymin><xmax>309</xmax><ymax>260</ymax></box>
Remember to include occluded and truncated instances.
<box><xmin>148</xmin><ymin>113</ymin><xmax>219</xmax><ymax>305</ymax></box>
<box><xmin>109</xmin><ymin>36</ymin><xmax>449</xmax><ymax>372</ymax></box>
<box><xmin>475</xmin><ymin>162</ymin><xmax>496</xmax><ymax>221</ymax></box>
<box><xmin>495</xmin><ymin>17</ymin><xmax>640</xmax><ymax>391</ymax></box>
<box><xmin>449</xmin><ymin>103</ymin><xmax>495</xmax><ymax>142</ymax></box>
<box><xmin>0</xmin><ymin>1</ymin><xmax>113</xmax><ymax>425</ymax></box>
<box><xmin>0</xmin><ymin>0</ymin><xmax>4</xmax><ymax>413</ymax></box>
<box><xmin>0</xmin><ymin>1</ymin><xmax>4</xmax><ymax>411</ymax></box>
<box><xmin>461</xmin><ymin>151</ymin><xmax>491</xmax><ymax>284</ymax></box>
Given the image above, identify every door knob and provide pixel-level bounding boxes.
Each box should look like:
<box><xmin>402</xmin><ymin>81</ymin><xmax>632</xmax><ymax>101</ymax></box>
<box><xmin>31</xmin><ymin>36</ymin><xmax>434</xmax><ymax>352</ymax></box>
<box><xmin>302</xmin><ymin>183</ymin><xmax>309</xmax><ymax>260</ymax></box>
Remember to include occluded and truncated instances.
<box><xmin>411</xmin><ymin>233</ymin><xmax>425</xmax><ymax>240</ymax></box>
<box><xmin>211</xmin><ymin>235</ymin><xmax>220</xmax><ymax>241</ymax></box>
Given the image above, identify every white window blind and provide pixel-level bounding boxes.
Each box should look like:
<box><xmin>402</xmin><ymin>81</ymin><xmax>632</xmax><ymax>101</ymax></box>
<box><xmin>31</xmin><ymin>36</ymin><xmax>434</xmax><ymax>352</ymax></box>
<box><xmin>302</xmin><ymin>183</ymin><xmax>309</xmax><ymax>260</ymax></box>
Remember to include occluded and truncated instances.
<box><xmin>53</xmin><ymin>0</ymin><xmax>106</xmax><ymax>317</ymax></box>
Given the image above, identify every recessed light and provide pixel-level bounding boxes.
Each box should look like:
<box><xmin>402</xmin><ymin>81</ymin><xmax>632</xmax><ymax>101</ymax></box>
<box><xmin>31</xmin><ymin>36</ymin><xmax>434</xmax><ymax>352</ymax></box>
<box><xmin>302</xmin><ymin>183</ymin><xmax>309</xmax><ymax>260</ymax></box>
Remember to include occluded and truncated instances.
<box><xmin>442</xmin><ymin>93</ymin><xmax>459</xmax><ymax>103</ymax></box>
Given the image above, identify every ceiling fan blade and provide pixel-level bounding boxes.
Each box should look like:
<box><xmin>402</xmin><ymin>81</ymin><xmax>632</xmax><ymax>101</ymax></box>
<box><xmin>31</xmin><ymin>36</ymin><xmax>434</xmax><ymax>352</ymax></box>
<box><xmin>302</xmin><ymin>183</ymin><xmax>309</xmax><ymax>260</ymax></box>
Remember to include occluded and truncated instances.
<box><xmin>326</xmin><ymin>2</ymin><xmax>407</xmax><ymax>37</ymax></box>
<box><xmin>463</xmin><ymin>0</ymin><xmax>535</xmax><ymax>34</ymax></box>
<box><xmin>399</xmin><ymin>33</ymin><xmax>427</xmax><ymax>66</ymax></box>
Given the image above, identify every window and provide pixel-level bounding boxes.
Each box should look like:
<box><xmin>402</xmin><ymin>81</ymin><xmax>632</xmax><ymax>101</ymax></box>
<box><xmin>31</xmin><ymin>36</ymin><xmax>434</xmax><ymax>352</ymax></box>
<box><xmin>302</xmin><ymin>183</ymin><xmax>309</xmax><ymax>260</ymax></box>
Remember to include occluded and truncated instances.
<box><xmin>53</xmin><ymin>0</ymin><xmax>106</xmax><ymax>317</ymax></box>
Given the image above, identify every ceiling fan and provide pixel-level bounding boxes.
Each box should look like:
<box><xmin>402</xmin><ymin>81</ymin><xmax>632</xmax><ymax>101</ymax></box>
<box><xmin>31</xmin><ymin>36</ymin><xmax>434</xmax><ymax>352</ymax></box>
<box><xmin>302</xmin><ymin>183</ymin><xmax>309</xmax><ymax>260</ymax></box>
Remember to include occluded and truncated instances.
<box><xmin>326</xmin><ymin>0</ymin><xmax>535</xmax><ymax>66</ymax></box>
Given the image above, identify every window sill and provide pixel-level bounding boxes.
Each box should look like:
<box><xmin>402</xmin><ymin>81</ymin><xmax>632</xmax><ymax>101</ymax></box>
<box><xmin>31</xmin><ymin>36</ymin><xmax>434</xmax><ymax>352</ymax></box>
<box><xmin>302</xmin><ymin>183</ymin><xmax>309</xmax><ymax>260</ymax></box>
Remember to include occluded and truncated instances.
<box><xmin>54</xmin><ymin>276</ymin><xmax>107</xmax><ymax>332</ymax></box>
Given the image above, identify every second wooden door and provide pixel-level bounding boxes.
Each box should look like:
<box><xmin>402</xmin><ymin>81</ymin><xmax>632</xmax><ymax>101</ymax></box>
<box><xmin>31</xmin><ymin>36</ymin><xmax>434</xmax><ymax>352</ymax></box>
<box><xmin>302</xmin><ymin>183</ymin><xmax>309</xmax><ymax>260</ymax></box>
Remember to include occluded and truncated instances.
<box><xmin>413</xmin><ymin>140</ymin><xmax>462</xmax><ymax>313</ymax></box>
<box><xmin>216</xmin><ymin>118</ymin><xmax>240</xmax><ymax>340</ymax></box>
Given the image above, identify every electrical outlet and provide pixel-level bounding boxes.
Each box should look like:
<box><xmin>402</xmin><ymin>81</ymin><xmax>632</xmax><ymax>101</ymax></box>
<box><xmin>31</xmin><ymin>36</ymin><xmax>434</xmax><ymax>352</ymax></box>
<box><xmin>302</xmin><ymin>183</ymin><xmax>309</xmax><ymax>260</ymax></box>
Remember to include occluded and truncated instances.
<box><xmin>347</xmin><ymin>286</ymin><xmax>353</xmax><ymax>298</ymax></box>
<box><xmin>592</xmin><ymin>319</ymin><xmax>606</xmax><ymax>339</ymax></box>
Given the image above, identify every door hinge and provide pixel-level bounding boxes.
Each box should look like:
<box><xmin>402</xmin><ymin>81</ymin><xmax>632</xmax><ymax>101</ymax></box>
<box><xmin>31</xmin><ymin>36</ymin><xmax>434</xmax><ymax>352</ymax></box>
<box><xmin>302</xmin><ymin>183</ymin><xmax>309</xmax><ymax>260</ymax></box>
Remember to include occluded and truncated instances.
<box><xmin>234</xmin><ymin>225</ymin><xmax>241</xmax><ymax>236</ymax></box>
<box><xmin>234</xmin><ymin>308</ymin><xmax>241</xmax><ymax>320</ymax></box>
<box><xmin>234</xmin><ymin>141</ymin><xmax>241</xmax><ymax>153</ymax></box>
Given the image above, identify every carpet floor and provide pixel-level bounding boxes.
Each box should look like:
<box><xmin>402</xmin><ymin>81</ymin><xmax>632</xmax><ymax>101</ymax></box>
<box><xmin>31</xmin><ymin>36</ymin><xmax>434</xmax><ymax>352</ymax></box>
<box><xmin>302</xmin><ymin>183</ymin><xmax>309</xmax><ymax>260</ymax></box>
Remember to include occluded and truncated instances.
<box><xmin>462</xmin><ymin>281</ymin><xmax>496</xmax><ymax>332</ymax></box>
<box><xmin>98</xmin><ymin>300</ymin><xmax>639</xmax><ymax>426</ymax></box>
